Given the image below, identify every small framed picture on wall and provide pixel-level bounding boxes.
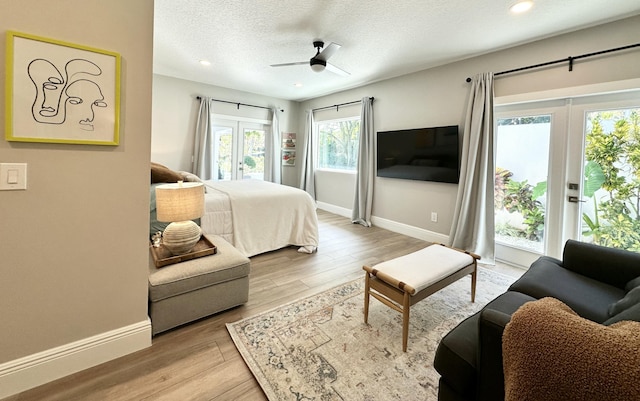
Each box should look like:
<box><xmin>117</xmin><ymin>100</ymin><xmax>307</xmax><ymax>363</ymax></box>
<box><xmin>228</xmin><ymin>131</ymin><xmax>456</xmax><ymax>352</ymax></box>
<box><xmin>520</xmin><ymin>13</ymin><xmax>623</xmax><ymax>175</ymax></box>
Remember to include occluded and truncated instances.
<box><xmin>282</xmin><ymin>150</ymin><xmax>296</xmax><ymax>166</ymax></box>
<box><xmin>282</xmin><ymin>133</ymin><xmax>296</xmax><ymax>148</ymax></box>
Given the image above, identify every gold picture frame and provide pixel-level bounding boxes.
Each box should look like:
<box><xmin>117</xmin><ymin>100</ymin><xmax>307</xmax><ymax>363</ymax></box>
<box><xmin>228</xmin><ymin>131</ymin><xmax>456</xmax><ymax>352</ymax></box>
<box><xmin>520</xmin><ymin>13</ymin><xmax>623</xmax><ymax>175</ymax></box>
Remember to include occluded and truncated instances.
<box><xmin>5</xmin><ymin>31</ymin><xmax>121</xmax><ymax>145</ymax></box>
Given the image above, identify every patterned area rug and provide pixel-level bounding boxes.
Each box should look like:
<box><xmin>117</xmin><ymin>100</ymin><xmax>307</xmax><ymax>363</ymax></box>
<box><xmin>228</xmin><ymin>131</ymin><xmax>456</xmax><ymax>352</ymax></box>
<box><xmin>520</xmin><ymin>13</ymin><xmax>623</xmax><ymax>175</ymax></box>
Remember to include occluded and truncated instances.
<box><xmin>227</xmin><ymin>267</ymin><xmax>516</xmax><ymax>401</ymax></box>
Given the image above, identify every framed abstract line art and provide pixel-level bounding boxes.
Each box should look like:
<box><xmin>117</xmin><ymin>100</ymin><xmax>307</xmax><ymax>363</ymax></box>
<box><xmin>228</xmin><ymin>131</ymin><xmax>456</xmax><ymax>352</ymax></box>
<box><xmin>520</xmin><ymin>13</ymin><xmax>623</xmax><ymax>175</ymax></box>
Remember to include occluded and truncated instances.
<box><xmin>5</xmin><ymin>31</ymin><xmax>121</xmax><ymax>145</ymax></box>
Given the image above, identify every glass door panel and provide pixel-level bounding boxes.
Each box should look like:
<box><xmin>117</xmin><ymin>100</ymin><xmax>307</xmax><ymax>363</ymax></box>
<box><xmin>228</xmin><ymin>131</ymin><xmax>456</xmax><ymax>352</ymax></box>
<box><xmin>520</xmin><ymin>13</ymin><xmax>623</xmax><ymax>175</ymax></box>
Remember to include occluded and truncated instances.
<box><xmin>578</xmin><ymin>106</ymin><xmax>640</xmax><ymax>251</ymax></box>
<box><xmin>495</xmin><ymin>99</ymin><xmax>569</xmax><ymax>265</ymax></box>
<box><xmin>213</xmin><ymin>125</ymin><xmax>233</xmax><ymax>180</ymax></box>
<box><xmin>241</xmin><ymin>127</ymin><xmax>265</xmax><ymax>180</ymax></box>
<box><xmin>495</xmin><ymin>115</ymin><xmax>551</xmax><ymax>265</ymax></box>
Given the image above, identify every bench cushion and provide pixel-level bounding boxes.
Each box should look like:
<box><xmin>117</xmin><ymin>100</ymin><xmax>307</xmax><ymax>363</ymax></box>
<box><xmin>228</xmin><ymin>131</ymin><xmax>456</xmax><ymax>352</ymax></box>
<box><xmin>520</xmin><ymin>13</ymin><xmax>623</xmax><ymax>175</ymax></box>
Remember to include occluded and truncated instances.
<box><xmin>149</xmin><ymin>234</ymin><xmax>250</xmax><ymax>302</ymax></box>
<box><xmin>372</xmin><ymin>245</ymin><xmax>474</xmax><ymax>293</ymax></box>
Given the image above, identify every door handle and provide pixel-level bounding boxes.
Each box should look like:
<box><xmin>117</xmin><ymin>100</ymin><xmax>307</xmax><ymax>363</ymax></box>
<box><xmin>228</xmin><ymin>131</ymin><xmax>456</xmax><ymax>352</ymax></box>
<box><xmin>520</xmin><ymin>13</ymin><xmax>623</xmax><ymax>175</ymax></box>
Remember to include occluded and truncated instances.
<box><xmin>568</xmin><ymin>196</ymin><xmax>586</xmax><ymax>203</ymax></box>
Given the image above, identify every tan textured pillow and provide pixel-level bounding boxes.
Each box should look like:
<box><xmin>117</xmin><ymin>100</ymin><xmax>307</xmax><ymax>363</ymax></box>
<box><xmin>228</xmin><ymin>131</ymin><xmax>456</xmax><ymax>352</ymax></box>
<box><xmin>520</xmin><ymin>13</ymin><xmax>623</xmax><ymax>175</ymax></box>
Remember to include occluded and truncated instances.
<box><xmin>503</xmin><ymin>297</ymin><xmax>640</xmax><ymax>401</ymax></box>
<box><xmin>151</xmin><ymin>162</ymin><xmax>183</xmax><ymax>183</ymax></box>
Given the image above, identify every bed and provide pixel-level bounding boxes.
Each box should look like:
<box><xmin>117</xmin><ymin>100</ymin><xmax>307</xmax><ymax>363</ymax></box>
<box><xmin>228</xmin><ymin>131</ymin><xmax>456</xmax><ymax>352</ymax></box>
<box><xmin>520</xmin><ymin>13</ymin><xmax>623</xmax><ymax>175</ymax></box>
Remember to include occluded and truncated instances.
<box><xmin>200</xmin><ymin>179</ymin><xmax>319</xmax><ymax>257</ymax></box>
<box><xmin>150</xmin><ymin>163</ymin><xmax>318</xmax><ymax>257</ymax></box>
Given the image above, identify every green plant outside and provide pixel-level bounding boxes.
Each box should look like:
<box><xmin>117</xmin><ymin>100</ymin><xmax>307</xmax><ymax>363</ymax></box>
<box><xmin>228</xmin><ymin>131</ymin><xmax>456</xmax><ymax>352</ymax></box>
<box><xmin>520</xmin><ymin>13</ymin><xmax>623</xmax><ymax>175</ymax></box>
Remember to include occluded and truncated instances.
<box><xmin>581</xmin><ymin>109</ymin><xmax>640</xmax><ymax>251</ymax></box>
<box><xmin>495</xmin><ymin>171</ymin><xmax>546</xmax><ymax>242</ymax></box>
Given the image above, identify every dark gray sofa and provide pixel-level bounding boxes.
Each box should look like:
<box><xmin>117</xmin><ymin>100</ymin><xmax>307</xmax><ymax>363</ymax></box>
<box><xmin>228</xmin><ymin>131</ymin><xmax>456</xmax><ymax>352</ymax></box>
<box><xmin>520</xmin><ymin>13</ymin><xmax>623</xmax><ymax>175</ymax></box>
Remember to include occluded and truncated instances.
<box><xmin>434</xmin><ymin>240</ymin><xmax>640</xmax><ymax>401</ymax></box>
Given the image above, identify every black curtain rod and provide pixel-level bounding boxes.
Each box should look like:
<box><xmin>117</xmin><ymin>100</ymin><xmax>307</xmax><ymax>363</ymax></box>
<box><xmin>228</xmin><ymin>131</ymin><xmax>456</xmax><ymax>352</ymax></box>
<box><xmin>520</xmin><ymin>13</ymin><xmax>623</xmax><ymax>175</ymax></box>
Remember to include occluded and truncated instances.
<box><xmin>196</xmin><ymin>96</ymin><xmax>284</xmax><ymax>112</ymax></box>
<box><xmin>465</xmin><ymin>42</ymin><xmax>640</xmax><ymax>82</ymax></box>
<box><xmin>312</xmin><ymin>97</ymin><xmax>375</xmax><ymax>112</ymax></box>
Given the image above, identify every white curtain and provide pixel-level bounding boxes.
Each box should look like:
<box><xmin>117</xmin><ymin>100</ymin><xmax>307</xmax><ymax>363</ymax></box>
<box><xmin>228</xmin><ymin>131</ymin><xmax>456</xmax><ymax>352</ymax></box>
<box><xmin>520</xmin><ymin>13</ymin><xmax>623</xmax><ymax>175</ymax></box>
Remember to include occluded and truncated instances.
<box><xmin>193</xmin><ymin>96</ymin><xmax>214</xmax><ymax>179</ymax></box>
<box><xmin>265</xmin><ymin>107</ymin><xmax>281</xmax><ymax>184</ymax></box>
<box><xmin>352</xmin><ymin>97</ymin><xmax>374</xmax><ymax>227</ymax></box>
<box><xmin>299</xmin><ymin>110</ymin><xmax>316</xmax><ymax>199</ymax></box>
<box><xmin>449</xmin><ymin>73</ymin><xmax>495</xmax><ymax>262</ymax></box>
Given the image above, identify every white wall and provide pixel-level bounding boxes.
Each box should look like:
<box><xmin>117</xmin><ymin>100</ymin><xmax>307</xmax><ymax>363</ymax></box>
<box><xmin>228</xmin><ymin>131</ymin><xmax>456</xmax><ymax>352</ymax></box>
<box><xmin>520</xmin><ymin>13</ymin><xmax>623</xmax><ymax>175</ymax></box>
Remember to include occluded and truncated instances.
<box><xmin>0</xmin><ymin>1</ymin><xmax>154</xmax><ymax>397</ymax></box>
<box><xmin>299</xmin><ymin>15</ymin><xmax>640</xmax><ymax>239</ymax></box>
<box><xmin>151</xmin><ymin>74</ymin><xmax>301</xmax><ymax>186</ymax></box>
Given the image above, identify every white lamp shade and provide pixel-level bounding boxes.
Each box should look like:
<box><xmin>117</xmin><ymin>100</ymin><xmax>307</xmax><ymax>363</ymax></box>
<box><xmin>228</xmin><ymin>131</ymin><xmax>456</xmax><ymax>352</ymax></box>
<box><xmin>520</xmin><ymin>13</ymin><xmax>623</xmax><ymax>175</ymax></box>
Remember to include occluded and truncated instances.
<box><xmin>155</xmin><ymin>182</ymin><xmax>205</xmax><ymax>223</ymax></box>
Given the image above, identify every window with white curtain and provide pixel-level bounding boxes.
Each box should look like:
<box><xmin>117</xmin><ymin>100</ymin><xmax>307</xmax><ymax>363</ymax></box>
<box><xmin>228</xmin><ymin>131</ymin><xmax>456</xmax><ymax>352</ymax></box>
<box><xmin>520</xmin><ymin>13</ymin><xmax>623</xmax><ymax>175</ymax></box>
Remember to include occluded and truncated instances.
<box><xmin>316</xmin><ymin>117</ymin><xmax>361</xmax><ymax>171</ymax></box>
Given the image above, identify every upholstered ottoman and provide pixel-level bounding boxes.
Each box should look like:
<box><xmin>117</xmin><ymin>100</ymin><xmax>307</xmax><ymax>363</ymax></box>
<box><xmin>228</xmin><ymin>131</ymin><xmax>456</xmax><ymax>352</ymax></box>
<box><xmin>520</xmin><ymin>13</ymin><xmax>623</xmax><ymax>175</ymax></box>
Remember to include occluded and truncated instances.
<box><xmin>148</xmin><ymin>234</ymin><xmax>250</xmax><ymax>335</ymax></box>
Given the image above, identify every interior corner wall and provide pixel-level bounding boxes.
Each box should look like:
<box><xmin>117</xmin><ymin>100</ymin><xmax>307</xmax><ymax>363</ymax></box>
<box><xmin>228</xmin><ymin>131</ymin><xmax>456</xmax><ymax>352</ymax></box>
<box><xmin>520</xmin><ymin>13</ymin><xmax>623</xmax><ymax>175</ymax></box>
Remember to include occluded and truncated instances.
<box><xmin>0</xmin><ymin>0</ymin><xmax>154</xmax><ymax>397</ymax></box>
<box><xmin>151</xmin><ymin>74</ymin><xmax>301</xmax><ymax>187</ymax></box>
<box><xmin>299</xmin><ymin>15</ymin><xmax>640</xmax><ymax>240</ymax></box>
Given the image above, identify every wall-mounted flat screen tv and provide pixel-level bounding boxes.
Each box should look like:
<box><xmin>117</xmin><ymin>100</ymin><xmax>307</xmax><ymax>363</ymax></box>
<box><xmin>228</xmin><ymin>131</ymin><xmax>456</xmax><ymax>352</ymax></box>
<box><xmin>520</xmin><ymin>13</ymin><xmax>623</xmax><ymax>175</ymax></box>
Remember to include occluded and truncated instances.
<box><xmin>377</xmin><ymin>125</ymin><xmax>460</xmax><ymax>184</ymax></box>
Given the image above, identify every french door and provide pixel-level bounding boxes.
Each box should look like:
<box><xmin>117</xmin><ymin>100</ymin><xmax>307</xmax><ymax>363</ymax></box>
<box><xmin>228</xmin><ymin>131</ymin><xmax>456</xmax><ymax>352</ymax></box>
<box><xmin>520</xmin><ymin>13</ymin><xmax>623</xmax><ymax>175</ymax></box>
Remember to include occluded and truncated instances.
<box><xmin>494</xmin><ymin>90</ymin><xmax>640</xmax><ymax>266</ymax></box>
<box><xmin>211</xmin><ymin>118</ymin><xmax>268</xmax><ymax>181</ymax></box>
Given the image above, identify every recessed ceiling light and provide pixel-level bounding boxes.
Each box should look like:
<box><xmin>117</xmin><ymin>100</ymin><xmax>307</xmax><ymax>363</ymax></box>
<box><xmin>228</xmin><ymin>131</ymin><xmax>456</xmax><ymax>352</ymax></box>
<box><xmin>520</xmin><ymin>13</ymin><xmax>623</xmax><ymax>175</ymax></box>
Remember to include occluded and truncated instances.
<box><xmin>199</xmin><ymin>60</ymin><xmax>211</xmax><ymax>66</ymax></box>
<box><xmin>294</xmin><ymin>83</ymin><xmax>303</xmax><ymax>88</ymax></box>
<box><xmin>510</xmin><ymin>1</ymin><xmax>533</xmax><ymax>13</ymax></box>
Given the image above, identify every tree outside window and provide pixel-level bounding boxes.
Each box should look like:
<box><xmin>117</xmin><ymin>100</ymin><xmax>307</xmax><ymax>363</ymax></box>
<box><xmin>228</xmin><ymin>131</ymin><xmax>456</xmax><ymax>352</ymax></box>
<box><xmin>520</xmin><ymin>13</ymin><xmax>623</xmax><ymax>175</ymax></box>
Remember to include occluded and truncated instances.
<box><xmin>317</xmin><ymin>118</ymin><xmax>360</xmax><ymax>171</ymax></box>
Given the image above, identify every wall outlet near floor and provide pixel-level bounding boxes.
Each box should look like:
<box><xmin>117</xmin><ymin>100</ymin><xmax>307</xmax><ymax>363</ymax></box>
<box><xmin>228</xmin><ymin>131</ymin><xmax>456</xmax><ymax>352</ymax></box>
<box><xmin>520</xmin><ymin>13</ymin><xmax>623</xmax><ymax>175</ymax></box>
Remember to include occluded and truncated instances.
<box><xmin>431</xmin><ymin>212</ymin><xmax>438</xmax><ymax>222</ymax></box>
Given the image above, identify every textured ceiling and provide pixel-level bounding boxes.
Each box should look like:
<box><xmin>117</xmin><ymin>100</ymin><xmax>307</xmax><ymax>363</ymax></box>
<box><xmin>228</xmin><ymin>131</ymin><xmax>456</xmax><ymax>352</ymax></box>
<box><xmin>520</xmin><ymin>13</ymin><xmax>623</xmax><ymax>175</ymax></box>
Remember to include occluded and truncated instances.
<box><xmin>153</xmin><ymin>0</ymin><xmax>640</xmax><ymax>101</ymax></box>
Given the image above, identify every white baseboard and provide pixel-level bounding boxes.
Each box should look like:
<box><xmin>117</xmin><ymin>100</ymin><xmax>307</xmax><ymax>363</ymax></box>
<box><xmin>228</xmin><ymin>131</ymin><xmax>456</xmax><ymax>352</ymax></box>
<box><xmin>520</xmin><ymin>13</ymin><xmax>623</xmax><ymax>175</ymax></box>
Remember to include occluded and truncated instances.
<box><xmin>316</xmin><ymin>202</ymin><xmax>450</xmax><ymax>244</ymax></box>
<box><xmin>316</xmin><ymin>201</ymin><xmax>352</xmax><ymax>218</ymax></box>
<box><xmin>0</xmin><ymin>319</ymin><xmax>152</xmax><ymax>399</ymax></box>
<box><xmin>371</xmin><ymin>215</ymin><xmax>450</xmax><ymax>244</ymax></box>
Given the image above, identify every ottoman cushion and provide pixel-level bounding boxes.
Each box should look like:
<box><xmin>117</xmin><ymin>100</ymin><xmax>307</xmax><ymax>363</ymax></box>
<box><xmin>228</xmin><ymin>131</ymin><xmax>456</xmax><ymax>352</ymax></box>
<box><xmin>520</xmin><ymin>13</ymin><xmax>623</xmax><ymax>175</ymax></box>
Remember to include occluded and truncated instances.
<box><xmin>149</xmin><ymin>234</ymin><xmax>250</xmax><ymax>302</ymax></box>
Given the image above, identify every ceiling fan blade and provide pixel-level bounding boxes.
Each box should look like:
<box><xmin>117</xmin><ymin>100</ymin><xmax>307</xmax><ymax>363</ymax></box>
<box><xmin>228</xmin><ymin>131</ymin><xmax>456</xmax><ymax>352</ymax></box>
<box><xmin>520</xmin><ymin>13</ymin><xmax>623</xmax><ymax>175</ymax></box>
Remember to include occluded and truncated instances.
<box><xmin>326</xmin><ymin>62</ymin><xmax>350</xmax><ymax>76</ymax></box>
<box><xmin>316</xmin><ymin>42</ymin><xmax>341</xmax><ymax>61</ymax></box>
<box><xmin>270</xmin><ymin>61</ymin><xmax>308</xmax><ymax>67</ymax></box>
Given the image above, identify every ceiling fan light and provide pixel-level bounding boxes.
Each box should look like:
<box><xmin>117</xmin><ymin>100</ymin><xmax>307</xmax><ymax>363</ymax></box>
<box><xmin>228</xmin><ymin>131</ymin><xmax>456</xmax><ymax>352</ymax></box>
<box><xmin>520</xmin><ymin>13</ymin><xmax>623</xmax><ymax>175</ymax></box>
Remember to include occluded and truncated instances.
<box><xmin>310</xmin><ymin>58</ymin><xmax>326</xmax><ymax>72</ymax></box>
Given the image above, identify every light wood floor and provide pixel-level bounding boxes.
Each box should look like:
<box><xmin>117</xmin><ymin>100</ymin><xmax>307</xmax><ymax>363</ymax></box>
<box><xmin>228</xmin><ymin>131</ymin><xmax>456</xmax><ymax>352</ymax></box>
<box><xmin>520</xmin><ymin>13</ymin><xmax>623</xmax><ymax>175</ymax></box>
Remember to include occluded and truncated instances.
<box><xmin>6</xmin><ymin>210</ymin><xmax>524</xmax><ymax>401</ymax></box>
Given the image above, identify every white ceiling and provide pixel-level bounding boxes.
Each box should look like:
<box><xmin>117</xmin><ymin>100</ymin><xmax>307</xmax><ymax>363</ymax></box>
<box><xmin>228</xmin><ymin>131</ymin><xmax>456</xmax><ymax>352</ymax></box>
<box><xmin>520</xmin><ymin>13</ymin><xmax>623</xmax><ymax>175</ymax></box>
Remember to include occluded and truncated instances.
<box><xmin>153</xmin><ymin>0</ymin><xmax>640</xmax><ymax>102</ymax></box>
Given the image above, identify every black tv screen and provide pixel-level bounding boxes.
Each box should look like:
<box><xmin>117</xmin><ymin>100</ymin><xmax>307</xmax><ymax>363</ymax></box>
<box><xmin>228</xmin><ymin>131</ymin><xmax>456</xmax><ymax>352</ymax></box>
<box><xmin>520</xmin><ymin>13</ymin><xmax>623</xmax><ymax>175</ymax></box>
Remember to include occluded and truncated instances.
<box><xmin>376</xmin><ymin>125</ymin><xmax>460</xmax><ymax>183</ymax></box>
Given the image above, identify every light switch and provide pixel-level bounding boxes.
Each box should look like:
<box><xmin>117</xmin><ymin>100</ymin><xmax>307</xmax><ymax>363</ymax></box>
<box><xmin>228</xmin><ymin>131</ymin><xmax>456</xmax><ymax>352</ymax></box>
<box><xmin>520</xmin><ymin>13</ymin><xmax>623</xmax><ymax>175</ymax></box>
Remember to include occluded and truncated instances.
<box><xmin>7</xmin><ymin>169</ymin><xmax>19</xmax><ymax>184</ymax></box>
<box><xmin>0</xmin><ymin>163</ymin><xmax>27</xmax><ymax>190</ymax></box>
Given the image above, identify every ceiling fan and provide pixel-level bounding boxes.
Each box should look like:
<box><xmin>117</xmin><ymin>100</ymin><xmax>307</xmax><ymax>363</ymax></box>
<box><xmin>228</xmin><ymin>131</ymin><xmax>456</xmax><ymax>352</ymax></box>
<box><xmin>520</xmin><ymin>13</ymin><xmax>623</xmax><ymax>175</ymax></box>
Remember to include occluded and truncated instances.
<box><xmin>270</xmin><ymin>40</ymin><xmax>350</xmax><ymax>76</ymax></box>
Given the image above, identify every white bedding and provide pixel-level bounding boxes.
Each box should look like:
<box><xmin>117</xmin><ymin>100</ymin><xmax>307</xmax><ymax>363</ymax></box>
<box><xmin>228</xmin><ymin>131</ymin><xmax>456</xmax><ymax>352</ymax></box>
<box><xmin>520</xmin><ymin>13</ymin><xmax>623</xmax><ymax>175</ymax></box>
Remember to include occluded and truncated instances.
<box><xmin>201</xmin><ymin>180</ymin><xmax>319</xmax><ymax>257</ymax></box>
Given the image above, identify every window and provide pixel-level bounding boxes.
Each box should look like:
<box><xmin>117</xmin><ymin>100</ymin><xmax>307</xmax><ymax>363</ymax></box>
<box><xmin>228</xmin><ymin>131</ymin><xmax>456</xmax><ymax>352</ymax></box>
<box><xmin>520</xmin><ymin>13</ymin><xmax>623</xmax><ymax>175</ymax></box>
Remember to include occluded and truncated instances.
<box><xmin>317</xmin><ymin>117</ymin><xmax>360</xmax><ymax>171</ymax></box>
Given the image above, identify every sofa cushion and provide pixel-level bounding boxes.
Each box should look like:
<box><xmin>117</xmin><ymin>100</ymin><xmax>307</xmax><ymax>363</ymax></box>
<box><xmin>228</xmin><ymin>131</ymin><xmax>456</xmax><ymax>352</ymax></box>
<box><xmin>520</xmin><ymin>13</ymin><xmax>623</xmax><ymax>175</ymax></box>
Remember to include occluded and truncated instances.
<box><xmin>563</xmin><ymin>239</ymin><xmax>640</xmax><ymax>289</ymax></box>
<box><xmin>503</xmin><ymin>297</ymin><xmax>640</xmax><ymax>401</ymax></box>
<box><xmin>625</xmin><ymin>275</ymin><xmax>640</xmax><ymax>292</ymax></box>
<box><xmin>508</xmin><ymin>256</ymin><xmax>624</xmax><ymax>322</ymax></box>
<box><xmin>434</xmin><ymin>291</ymin><xmax>536</xmax><ymax>398</ymax></box>
<box><xmin>148</xmin><ymin>235</ymin><xmax>250</xmax><ymax>302</ymax></box>
<box><xmin>608</xmin><ymin>286</ymin><xmax>640</xmax><ymax>317</ymax></box>
<box><xmin>604</xmin><ymin>301</ymin><xmax>640</xmax><ymax>325</ymax></box>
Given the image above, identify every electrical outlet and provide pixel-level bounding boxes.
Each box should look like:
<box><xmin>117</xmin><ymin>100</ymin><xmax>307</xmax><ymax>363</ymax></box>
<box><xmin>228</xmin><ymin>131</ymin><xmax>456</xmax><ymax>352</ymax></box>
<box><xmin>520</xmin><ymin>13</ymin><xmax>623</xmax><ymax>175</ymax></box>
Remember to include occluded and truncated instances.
<box><xmin>431</xmin><ymin>212</ymin><xmax>438</xmax><ymax>222</ymax></box>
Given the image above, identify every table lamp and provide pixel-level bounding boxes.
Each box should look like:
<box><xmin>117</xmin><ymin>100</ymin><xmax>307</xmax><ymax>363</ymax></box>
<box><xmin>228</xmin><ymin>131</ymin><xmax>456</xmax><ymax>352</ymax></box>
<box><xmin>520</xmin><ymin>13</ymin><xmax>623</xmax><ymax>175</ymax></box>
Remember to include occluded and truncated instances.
<box><xmin>155</xmin><ymin>181</ymin><xmax>205</xmax><ymax>255</ymax></box>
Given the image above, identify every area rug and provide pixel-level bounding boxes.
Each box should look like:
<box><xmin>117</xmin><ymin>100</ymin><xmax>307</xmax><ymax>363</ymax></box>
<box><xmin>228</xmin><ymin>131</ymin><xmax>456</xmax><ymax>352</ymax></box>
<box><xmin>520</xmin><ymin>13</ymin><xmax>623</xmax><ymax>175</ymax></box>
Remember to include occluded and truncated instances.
<box><xmin>227</xmin><ymin>267</ymin><xmax>516</xmax><ymax>401</ymax></box>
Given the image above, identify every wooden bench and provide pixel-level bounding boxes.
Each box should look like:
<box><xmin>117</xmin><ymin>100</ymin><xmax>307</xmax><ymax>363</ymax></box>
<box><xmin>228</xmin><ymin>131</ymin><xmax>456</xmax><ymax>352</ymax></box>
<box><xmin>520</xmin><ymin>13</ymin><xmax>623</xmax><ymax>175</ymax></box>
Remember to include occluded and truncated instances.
<box><xmin>363</xmin><ymin>243</ymin><xmax>480</xmax><ymax>352</ymax></box>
